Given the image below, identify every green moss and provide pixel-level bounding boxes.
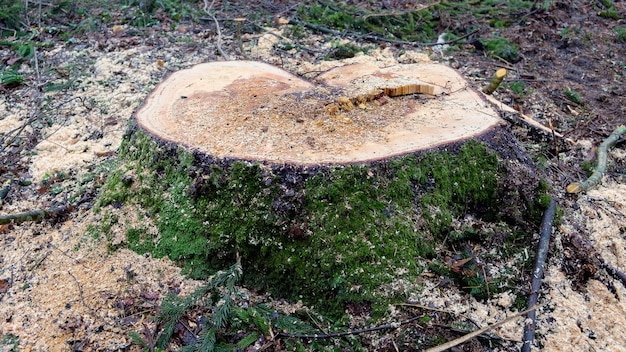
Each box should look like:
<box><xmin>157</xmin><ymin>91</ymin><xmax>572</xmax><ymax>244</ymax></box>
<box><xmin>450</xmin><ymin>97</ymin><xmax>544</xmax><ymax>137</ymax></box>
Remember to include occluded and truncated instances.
<box><xmin>1</xmin><ymin>333</ymin><xmax>19</xmax><ymax>352</ymax></box>
<box><xmin>98</xmin><ymin>128</ymin><xmax>536</xmax><ymax>317</ymax></box>
<box><xmin>325</xmin><ymin>41</ymin><xmax>370</xmax><ymax>60</ymax></box>
<box><xmin>419</xmin><ymin>141</ymin><xmax>499</xmax><ymax>237</ymax></box>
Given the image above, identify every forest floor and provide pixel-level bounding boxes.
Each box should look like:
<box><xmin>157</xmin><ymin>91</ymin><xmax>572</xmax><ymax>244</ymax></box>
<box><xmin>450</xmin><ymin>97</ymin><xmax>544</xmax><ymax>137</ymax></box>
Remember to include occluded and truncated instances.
<box><xmin>1</xmin><ymin>1</ymin><xmax>625</xmax><ymax>351</ymax></box>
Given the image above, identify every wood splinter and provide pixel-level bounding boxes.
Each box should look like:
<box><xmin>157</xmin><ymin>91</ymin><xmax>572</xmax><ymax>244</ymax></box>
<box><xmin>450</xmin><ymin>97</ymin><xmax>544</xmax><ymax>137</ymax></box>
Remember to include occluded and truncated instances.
<box><xmin>384</xmin><ymin>83</ymin><xmax>435</xmax><ymax>97</ymax></box>
<box><xmin>328</xmin><ymin>83</ymin><xmax>436</xmax><ymax>116</ymax></box>
<box><xmin>483</xmin><ymin>68</ymin><xmax>507</xmax><ymax>95</ymax></box>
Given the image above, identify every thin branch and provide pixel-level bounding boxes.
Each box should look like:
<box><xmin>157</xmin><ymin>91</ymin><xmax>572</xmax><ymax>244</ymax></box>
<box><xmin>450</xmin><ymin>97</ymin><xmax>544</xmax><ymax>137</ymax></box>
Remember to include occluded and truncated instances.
<box><xmin>567</xmin><ymin>125</ymin><xmax>626</xmax><ymax>193</ymax></box>
<box><xmin>278</xmin><ymin>315</ymin><xmax>423</xmax><ymax>339</ymax></box>
<box><xmin>425</xmin><ymin>306</ymin><xmax>537</xmax><ymax>352</ymax></box>
<box><xmin>202</xmin><ymin>0</ymin><xmax>229</xmax><ymax>60</ymax></box>
<box><xmin>521</xmin><ymin>197</ymin><xmax>556</xmax><ymax>352</ymax></box>
<box><xmin>601</xmin><ymin>262</ymin><xmax>626</xmax><ymax>288</ymax></box>
<box><xmin>398</xmin><ymin>302</ymin><xmax>458</xmax><ymax>315</ymax></box>
<box><xmin>0</xmin><ymin>96</ymin><xmax>83</xmax><ymax>154</ymax></box>
<box><xmin>68</xmin><ymin>270</ymin><xmax>93</xmax><ymax>313</ymax></box>
<box><xmin>0</xmin><ymin>204</ymin><xmax>73</xmax><ymax>225</ymax></box>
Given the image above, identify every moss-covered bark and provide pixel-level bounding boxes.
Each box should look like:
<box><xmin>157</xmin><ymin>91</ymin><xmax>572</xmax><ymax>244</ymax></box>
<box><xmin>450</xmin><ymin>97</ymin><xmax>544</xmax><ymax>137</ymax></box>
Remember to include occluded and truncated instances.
<box><xmin>98</xmin><ymin>123</ymin><xmax>545</xmax><ymax>317</ymax></box>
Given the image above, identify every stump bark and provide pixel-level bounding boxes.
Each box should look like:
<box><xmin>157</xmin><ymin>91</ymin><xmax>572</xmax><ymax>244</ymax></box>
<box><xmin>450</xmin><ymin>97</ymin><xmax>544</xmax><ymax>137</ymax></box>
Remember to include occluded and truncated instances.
<box><xmin>103</xmin><ymin>60</ymin><xmax>543</xmax><ymax>315</ymax></box>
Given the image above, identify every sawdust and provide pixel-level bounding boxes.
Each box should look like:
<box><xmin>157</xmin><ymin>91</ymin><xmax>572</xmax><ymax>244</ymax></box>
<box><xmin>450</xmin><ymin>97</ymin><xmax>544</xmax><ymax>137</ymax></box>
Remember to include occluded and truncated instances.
<box><xmin>409</xmin><ymin>280</ymin><xmax>526</xmax><ymax>343</ymax></box>
<box><xmin>539</xmin><ymin>176</ymin><xmax>626</xmax><ymax>351</ymax></box>
<box><xmin>0</xmin><ymin>211</ymin><xmax>202</xmax><ymax>351</ymax></box>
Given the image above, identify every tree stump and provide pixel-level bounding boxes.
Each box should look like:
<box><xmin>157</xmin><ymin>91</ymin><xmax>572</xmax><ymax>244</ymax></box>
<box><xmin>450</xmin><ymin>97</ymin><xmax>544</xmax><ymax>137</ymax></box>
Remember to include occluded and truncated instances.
<box><xmin>102</xmin><ymin>60</ymin><xmax>543</xmax><ymax>315</ymax></box>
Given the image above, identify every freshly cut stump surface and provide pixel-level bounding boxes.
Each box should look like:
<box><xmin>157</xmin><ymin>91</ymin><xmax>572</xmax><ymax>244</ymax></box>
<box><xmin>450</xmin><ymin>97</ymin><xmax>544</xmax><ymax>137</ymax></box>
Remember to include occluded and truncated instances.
<box><xmin>136</xmin><ymin>61</ymin><xmax>503</xmax><ymax>163</ymax></box>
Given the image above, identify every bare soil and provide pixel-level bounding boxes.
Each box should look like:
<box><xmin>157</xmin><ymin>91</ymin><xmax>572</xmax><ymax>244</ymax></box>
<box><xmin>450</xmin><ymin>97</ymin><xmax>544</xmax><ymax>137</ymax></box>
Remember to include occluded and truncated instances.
<box><xmin>0</xmin><ymin>1</ymin><xmax>625</xmax><ymax>351</ymax></box>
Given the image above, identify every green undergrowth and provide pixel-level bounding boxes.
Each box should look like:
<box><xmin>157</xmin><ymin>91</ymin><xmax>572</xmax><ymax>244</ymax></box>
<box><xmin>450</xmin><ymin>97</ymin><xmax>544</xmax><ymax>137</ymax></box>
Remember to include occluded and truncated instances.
<box><xmin>0</xmin><ymin>1</ymin><xmax>24</xmax><ymax>31</ymax></box>
<box><xmin>130</xmin><ymin>259</ymin><xmax>362</xmax><ymax>351</ymax></box>
<box><xmin>0</xmin><ymin>0</ymin><xmax>199</xmax><ymax>42</ymax></box>
<box><xmin>480</xmin><ymin>36</ymin><xmax>519</xmax><ymax>62</ymax></box>
<box><xmin>295</xmin><ymin>1</ymin><xmax>553</xmax><ymax>45</ymax></box>
<box><xmin>297</xmin><ymin>1</ymin><xmax>438</xmax><ymax>43</ymax></box>
<box><xmin>0</xmin><ymin>333</ymin><xmax>19</xmax><ymax>352</ymax></box>
<box><xmin>95</xmin><ymin>127</ymin><xmax>545</xmax><ymax>321</ymax></box>
<box><xmin>596</xmin><ymin>0</ymin><xmax>622</xmax><ymax>20</ymax></box>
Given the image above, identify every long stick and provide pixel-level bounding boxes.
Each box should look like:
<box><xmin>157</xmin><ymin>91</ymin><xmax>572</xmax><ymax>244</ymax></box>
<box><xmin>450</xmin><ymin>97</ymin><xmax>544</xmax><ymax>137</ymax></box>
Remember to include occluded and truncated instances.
<box><xmin>0</xmin><ymin>205</ymin><xmax>71</xmax><ymax>225</ymax></box>
<box><xmin>278</xmin><ymin>315</ymin><xmax>423</xmax><ymax>339</ymax></box>
<box><xmin>425</xmin><ymin>306</ymin><xmax>537</xmax><ymax>352</ymax></box>
<box><xmin>521</xmin><ymin>198</ymin><xmax>556</xmax><ymax>352</ymax></box>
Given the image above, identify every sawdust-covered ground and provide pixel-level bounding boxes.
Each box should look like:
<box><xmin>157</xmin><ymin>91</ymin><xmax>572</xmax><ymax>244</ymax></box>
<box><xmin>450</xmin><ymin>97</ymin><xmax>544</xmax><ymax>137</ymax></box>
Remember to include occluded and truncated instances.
<box><xmin>1</xmin><ymin>2</ymin><xmax>625</xmax><ymax>351</ymax></box>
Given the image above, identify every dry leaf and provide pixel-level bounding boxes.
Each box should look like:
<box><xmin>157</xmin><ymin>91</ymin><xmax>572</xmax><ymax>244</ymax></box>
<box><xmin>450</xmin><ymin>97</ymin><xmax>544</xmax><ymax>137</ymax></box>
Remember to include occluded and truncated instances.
<box><xmin>0</xmin><ymin>279</ymin><xmax>9</xmax><ymax>293</ymax></box>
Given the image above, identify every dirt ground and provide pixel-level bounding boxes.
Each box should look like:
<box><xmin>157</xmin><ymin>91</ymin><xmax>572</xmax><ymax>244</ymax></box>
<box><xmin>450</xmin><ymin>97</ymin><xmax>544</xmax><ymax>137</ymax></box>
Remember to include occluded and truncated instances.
<box><xmin>1</xmin><ymin>1</ymin><xmax>625</xmax><ymax>351</ymax></box>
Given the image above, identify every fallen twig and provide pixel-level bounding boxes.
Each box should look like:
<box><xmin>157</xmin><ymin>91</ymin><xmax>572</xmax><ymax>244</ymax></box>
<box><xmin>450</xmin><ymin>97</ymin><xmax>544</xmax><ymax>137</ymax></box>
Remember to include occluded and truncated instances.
<box><xmin>425</xmin><ymin>306</ymin><xmax>536</xmax><ymax>352</ymax></box>
<box><xmin>202</xmin><ymin>0</ymin><xmax>230</xmax><ymax>60</ymax></box>
<box><xmin>601</xmin><ymin>262</ymin><xmax>626</xmax><ymax>288</ymax></box>
<box><xmin>0</xmin><ymin>96</ymin><xmax>84</xmax><ymax>155</ymax></box>
<box><xmin>68</xmin><ymin>270</ymin><xmax>95</xmax><ymax>314</ymax></box>
<box><xmin>483</xmin><ymin>94</ymin><xmax>569</xmax><ymax>141</ymax></box>
<box><xmin>521</xmin><ymin>197</ymin><xmax>556</xmax><ymax>352</ymax></box>
<box><xmin>277</xmin><ymin>315</ymin><xmax>423</xmax><ymax>339</ymax></box>
<box><xmin>0</xmin><ymin>204</ymin><xmax>73</xmax><ymax>225</ymax></box>
<box><xmin>567</xmin><ymin>125</ymin><xmax>626</xmax><ymax>193</ymax></box>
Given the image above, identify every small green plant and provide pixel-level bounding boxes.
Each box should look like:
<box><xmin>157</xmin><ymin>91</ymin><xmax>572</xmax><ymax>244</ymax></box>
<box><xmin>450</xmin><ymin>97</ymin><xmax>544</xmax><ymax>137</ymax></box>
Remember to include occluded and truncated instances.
<box><xmin>129</xmin><ymin>260</ymin><xmax>245</xmax><ymax>350</ymax></box>
<box><xmin>563</xmin><ymin>87</ymin><xmax>583</xmax><ymax>105</ymax></box>
<box><xmin>508</xmin><ymin>80</ymin><xmax>527</xmax><ymax>97</ymax></box>
<box><xmin>480</xmin><ymin>36</ymin><xmax>519</xmax><ymax>62</ymax></box>
<box><xmin>1</xmin><ymin>334</ymin><xmax>19</xmax><ymax>352</ymax></box>
<box><xmin>582</xmin><ymin>160</ymin><xmax>594</xmax><ymax>174</ymax></box>
<box><xmin>559</xmin><ymin>26</ymin><xmax>581</xmax><ymax>41</ymax></box>
<box><xmin>596</xmin><ymin>0</ymin><xmax>622</xmax><ymax>20</ymax></box>
<box><xmin>614</xmin><ymin>27</ymin><xmax>626</xmax><ymax>43</ymax></box>
<box><xmin>0</xmin><ymin>69</ymin><xmax>23</xmax><ymax>88</ymax></box>
<box><xmin>599</xmin><ymin>8</ymin><xmax>621</xmax><ymax>20</ymax></box>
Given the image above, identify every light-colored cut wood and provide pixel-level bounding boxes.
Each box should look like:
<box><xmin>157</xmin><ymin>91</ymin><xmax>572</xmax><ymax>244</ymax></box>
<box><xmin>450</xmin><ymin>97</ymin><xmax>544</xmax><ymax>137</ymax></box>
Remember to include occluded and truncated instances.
<box><xmin>136</xmin><ymin>61</ymin><xmax>503</xmax><ymax>164</ymax></box>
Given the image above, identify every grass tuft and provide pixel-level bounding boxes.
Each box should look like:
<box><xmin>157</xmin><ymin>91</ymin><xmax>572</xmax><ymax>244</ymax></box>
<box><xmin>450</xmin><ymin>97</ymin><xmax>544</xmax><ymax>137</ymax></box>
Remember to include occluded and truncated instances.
<box><xmin>480</xmin><ymin>36</ymin><xmax>519</xmax><ymax>62</ymax></box>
